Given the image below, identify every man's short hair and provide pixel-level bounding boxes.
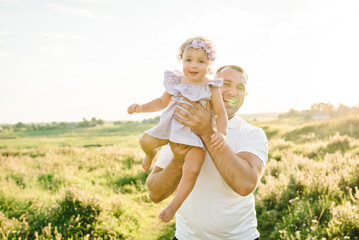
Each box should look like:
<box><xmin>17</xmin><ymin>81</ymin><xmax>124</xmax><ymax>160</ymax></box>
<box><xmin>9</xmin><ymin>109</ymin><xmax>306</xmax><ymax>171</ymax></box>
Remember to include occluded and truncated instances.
<box><xmin>215</xmin><ymin>65</ymin><xmax>248</xmax><ymax>81</ymax></box>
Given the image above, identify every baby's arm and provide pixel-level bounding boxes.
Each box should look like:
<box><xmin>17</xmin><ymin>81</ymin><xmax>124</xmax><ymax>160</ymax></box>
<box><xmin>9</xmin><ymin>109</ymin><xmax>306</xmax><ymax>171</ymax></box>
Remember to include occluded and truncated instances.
<box><xmin>127</xmin><ymin>91</ymin><xmax>172</xmax><ymax>114</ymax></box>
<box><xmin>210</xmin><ymin>86</ymin><xmax>228</xmax><ymax>150</ymax></box>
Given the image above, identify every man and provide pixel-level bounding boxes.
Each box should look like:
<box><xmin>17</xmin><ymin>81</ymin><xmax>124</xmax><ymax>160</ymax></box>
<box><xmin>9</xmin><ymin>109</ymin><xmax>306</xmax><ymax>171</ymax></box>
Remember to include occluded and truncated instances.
<box><xmin>146</xmin><ymin>65</ymin><xmax>268</xmax><ymax>240</ymax></box>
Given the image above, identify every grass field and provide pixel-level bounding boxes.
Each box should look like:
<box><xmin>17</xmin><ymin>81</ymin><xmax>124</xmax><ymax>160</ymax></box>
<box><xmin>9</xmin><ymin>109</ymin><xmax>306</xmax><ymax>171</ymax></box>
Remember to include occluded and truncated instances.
<box><xmin>1</xmin><ymin>115</ymin><xmax>359</xmax><ymax>239</ymax></box>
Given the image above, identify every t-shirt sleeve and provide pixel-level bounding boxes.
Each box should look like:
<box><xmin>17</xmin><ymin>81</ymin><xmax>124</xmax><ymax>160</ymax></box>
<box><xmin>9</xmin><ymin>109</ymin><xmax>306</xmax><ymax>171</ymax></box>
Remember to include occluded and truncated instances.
<box><xmin>236</xmin><ymin>127</ymin><xmax>268</xmax><ymax>165</ymax></box>
<box><xmin>154</xmin><ymin>144</ymin><xmax>174</xmax><ymax>169</ymax></box>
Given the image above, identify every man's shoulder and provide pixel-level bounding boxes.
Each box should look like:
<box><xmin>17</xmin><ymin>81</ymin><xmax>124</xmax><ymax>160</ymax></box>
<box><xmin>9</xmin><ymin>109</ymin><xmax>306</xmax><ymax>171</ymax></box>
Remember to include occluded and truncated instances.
<box><xmin>231</xmin><ymin>115</ymin><xmax>263</xmax><ymax>131</ymax></box>
<box><xmin>231</xmin><ymin>115</ymin><xmax>267</xmax><ymax>141</ymax></box>
<box><xmin>230</xmin><ymin>115</ymin><xmax>268</xmax><ymax>164</ymax></box>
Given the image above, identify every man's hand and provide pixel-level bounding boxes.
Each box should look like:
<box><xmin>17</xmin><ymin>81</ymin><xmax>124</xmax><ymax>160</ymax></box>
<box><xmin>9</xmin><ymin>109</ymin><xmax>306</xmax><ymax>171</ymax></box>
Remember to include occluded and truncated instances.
<box><xmin>170</xmin><ymin>142</ymin><xmax>192</xmax><ymax>164</ymax></box>
<box><xmin>174</xmin><ymin>99</ymin><xmax>214</xmax><ymax>137</ymax></box>
<box><xmin>127</xmin><ymin>104</ymin><xmax>142</xmax><ymax>114</ymax></box>
<box><xmin>210</xmin><ymin>132</ymin><xmax>226</xmax><ymax>151</ymax></box>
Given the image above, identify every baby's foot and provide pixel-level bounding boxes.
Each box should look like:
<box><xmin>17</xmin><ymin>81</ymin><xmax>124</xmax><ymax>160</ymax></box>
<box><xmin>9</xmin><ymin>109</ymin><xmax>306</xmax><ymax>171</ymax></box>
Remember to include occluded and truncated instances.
<box><xmin>159</xmin><ymin>204</ymin><xmax>176</xmax><ymax>222</ymax></box>
<box><xmin>142</xmin><ymin>149</ymin><xmax>158</xmax><ymax>172</ymax></box>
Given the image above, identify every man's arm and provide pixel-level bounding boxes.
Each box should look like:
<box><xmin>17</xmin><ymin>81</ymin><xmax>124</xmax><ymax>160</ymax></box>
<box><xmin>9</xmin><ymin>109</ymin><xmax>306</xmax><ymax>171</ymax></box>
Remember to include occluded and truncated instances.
<box><xmin>146</xmin><ymin>143</ymin><xmax>191</xmax><ymax>203</ymax></box>
<box><xmin>203</xmin><ymin>140</ymin><xmax>264</xmax><ymax>196</ymax></box>
<box><xmin>174</xmin><ymin>100</ymin><xmax>264</xmax><ymax>196</ymax></box>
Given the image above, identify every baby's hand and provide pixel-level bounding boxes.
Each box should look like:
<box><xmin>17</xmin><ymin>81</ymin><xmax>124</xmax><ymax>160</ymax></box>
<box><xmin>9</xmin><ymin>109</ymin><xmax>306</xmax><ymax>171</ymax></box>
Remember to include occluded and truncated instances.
<box><xmin>127</xmin><ymin>104</ymin><xmax>142</xmax><ymax>114</ymax></box>
<box><xmin>210</xmin><ymin>132</ymin><xmax>226</xmax><ymax>151</ymax></box>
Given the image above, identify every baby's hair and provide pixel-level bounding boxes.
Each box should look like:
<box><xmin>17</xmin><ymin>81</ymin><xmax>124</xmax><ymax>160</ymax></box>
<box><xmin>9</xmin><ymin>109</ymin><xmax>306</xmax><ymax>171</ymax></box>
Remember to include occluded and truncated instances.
<box><xmin>177</xmin><ymin>36</ymin><xmax>215</xmax><ymax>61</ymax></box>
<box><xmin>177</xmin><ymin>36</ymin><xmax>216</xmax><ymax>74</ymax></box>
<box><xmin>215</xmin><ymin>65</ymin><xmax>249</xmax><ymax>82</ymax></box>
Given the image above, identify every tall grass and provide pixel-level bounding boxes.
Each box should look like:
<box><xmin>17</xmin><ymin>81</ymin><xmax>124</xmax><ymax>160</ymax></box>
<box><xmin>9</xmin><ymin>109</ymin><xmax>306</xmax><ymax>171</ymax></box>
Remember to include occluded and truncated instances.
<box><xmin>0</xmin><ymin>139</ymin><xmax>173</xmax><ymax>239</ymax></box>
<box><xmin>0</xmin><ymin>115</ymin><xmax>358</xmax><ymax>239</ymax></box>
<box><xmin>256</xmin><ymin>115</ymin><xmax>359</xmax><ymax>239</ymax></box>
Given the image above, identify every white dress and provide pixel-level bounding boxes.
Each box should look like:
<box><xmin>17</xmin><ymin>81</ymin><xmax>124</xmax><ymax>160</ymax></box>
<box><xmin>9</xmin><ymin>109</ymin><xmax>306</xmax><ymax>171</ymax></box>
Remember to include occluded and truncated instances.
<box><xmin>145</xmin><ymin>70</ymin><xmax>223</xmax><ymax>148</ymax></box>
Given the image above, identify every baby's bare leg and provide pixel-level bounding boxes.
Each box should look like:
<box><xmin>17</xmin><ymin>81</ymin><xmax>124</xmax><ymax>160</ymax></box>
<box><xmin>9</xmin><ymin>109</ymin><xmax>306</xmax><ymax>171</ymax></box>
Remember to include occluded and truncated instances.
<box><xmin>159</xmin><ymin>147</ymin><xmax>205</xmax><ymax>222</ymax></box>
<box><xmin>139</xmin><ymin>133</ymin><xmax>169</xmax><ymax>172</ymax></box>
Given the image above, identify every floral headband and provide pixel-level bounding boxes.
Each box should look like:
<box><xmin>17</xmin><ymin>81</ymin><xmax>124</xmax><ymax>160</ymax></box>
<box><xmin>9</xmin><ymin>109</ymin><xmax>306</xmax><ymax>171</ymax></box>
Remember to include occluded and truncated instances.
<box><xmin>188</xmin><ymin>39</ymin><xmax>216</xmax><ymax>62</ymax></box>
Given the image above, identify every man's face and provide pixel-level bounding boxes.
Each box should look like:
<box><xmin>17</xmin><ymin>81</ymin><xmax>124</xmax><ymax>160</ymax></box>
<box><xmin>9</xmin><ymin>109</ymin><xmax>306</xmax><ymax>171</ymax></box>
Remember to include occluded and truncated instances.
<box><xmin>215</xmin><ymin>67</ymin><xmax>247</xmax><ymax>119</ymax></box>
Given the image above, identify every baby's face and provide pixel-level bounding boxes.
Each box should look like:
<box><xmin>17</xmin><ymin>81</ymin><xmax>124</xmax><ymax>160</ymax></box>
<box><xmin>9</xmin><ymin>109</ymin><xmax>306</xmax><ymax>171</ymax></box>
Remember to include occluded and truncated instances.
<box><xmin>182</xmin><ymin>47</ymin><xmax>209</xmax><ymax>83</ymax></box>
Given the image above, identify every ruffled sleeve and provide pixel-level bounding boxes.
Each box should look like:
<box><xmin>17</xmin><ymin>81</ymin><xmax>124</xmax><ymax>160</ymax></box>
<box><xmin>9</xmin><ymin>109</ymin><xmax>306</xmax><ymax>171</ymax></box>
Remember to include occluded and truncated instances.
<box><xmin>164</xmin><ymin>70</ymin><xmax>182</xmax><ymax>95</ymax></box>
<box><xmin>208</xmin><ymin>78</ymin><xmax>223</xmax><ymax>88</ymax></box>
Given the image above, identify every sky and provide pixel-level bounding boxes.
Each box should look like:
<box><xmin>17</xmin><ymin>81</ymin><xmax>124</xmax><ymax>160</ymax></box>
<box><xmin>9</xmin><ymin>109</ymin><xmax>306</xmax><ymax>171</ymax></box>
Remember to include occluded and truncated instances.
<box><xmin>1</xmin><ymin>0</ymin><xmax>358</xmax><ymax>124</ymax></box>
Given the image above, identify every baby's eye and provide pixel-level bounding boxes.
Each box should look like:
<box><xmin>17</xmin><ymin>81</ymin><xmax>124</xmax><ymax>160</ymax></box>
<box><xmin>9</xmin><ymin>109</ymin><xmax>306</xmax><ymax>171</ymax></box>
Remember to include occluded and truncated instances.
<box><xmin>199</xmin><ymin>60</ymin><xmax>205</xmax><ymax>63</ymax></box>
<box><xmin>186</xmin><ymin>59</ymin><xmax>191</xmax><ymax>62</ymax></box>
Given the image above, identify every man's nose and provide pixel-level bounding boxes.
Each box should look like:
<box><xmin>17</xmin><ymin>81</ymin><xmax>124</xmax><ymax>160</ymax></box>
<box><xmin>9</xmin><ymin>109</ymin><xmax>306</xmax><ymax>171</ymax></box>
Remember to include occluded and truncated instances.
<box><xmin>227</xmin><ymin>87</ymin><xmax>237</xmax><ymax>95</ymax></box>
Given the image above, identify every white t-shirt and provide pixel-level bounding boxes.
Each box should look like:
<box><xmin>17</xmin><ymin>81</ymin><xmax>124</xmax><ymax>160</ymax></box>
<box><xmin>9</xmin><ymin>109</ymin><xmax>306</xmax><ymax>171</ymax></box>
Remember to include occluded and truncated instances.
<box><xmin>155</xmin><ymin>115</ymin><xmax>268</xmax><ymax>240</ymax></box>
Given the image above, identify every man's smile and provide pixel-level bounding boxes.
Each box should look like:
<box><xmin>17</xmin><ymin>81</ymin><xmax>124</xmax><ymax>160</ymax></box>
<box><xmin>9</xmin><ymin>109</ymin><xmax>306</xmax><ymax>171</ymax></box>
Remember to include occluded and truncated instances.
<box><xmin>223</xmin><ymin>97</ymin><xmax>239</xmax><ymax>106</ymax></box>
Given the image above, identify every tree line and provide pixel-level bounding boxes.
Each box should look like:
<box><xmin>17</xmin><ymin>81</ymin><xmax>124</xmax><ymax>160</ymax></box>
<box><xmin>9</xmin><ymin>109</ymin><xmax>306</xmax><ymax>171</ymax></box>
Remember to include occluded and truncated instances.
<box><xmin>1</xmin><ymin>117</ymin><xmax>105</xmax><ymax>131</ymax></box>
<box><xmin>278</xmin><ymin>102</ymin><xmax>359</xmax><ymax>119</ymax></box>
<box><xmin>1</xmin><ymin>116</ymin><xmax>161</xmax><ymax>131</ymax></box>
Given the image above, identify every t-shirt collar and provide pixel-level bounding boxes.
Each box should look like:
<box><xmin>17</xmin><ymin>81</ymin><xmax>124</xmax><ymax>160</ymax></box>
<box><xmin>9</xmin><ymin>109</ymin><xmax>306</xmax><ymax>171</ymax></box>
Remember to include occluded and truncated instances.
<box><xmin>228</xmin><ymin>115</ymin><xmax>241</xmax><ymax>129</ymax></box>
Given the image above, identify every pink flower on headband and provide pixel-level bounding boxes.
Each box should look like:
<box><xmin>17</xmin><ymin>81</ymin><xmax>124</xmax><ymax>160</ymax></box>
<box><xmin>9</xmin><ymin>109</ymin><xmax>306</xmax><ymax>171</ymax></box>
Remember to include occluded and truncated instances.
<box><xmin>188</xmin><ymin>39</ymin><xmax>216</xmax><ymax>61</ymax></box>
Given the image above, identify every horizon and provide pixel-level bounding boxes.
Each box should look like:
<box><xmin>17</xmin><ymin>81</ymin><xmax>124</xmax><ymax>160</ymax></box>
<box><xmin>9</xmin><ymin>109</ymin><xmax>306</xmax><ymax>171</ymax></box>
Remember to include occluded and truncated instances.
<box><xmin>2</xmin><ymin>100</ymin><xmax>359</xmax><ymax>125</ymax></box>
<box><xmin>1</xmin><ymin>0</ymin><xmax>358</xmax><ymax>124</ymax></box>
<box><xmin>1</xmin><ymin>111</ymin><xmax>283</xmax><ymax>125</ymax></box>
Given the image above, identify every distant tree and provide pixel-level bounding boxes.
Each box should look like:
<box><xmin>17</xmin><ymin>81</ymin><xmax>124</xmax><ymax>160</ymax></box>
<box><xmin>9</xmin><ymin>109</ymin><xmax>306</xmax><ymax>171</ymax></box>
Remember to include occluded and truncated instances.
<box><xmin>78</xmin><ymin>117</ymin><xmax>103</xmax><ymax>128</ymax></box>
<box><xmin>113</xmin><ymin>121</ymin><xmax>123</xmax><ymax>125</ymax></box>
<box><xmin>141</xmin><ymin>116</ymin><xmax>160</xmax><ymax>124</ymax></box>
<box><xmin>2</xmin><ymin>125</ymin><xmax>12</xmax><ymax>130</ymax></box>
<box><xmin>31</xmin><ymin>123</ymin><xmax>38</xmax><ymax>130</ymax></box>
<box><xmin>14</xmin><ymin>122</ymin><xmax>26</xmax><ymax>129</ymax></box>
<box><xmin>59</xmin><ymin>122</ymin><xmax>69</xmax><ymax>128</ymax></box>
<box><xmin>126</xmin><ymin>121</ymin><xmax>138</xmax><ymax>125</ymax></box>
<box><xmin>302</xmin><ymin>110</ymin><xmax>313</xmax><ymax>120</ymax></box>
<box><xmin>310</xmin><ymin>102</ymin><xmax>334</xmax><ymax>116</ymax></box>
<box><xmin>90</xmin><ymin>117</ymin><xmax>98</xmax><ymax>127</ymax></box>
<box><xmin>97</xmin><ymin>119</ymin><xmax>105</xmax><ymax>125</ymax></box>
<box><xmin>278</xmin><ymin>101</ymin><xmax>359</xmax><ymax>120</ymax></box>
<box><xmin>354</xmin><ymin>102</ymin><xmax>359</xmax><ymax>113</ymax></box>
<box><xmin>78</xmin><ymin>118</ymin><xmax>91</xmax><ymax>128</ymax></box>
<box><xmin>278</xmin><ymin>108</ymin><xmax>302</xmax><ymax>119</ymax></box>
<box><xmin>336</xmin><ymin>104</ymin><xmax>351</xmax><ymax>117</ymax></box>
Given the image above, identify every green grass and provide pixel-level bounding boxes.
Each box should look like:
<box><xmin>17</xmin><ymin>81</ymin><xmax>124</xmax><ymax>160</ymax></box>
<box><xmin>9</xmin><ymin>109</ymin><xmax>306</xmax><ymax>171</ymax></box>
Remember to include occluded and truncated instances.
<box><xmin>0</xmin><ymin>116</ymin><xmax>359</xmax><ymax>239</ymax></box>
<box><xmin>0</xmin><ymin>123</ymin><xmax>173</xmax><ymax>239</ymax></box>
<box><xmin>255</xmin><ymin>115</ymin><xmax>359</xmax><ymax>239</ymax></box>
<box><xmin>0</xmin><ymin>123</ymin><xmax>154</xmax><ymax>139</ymax></box>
